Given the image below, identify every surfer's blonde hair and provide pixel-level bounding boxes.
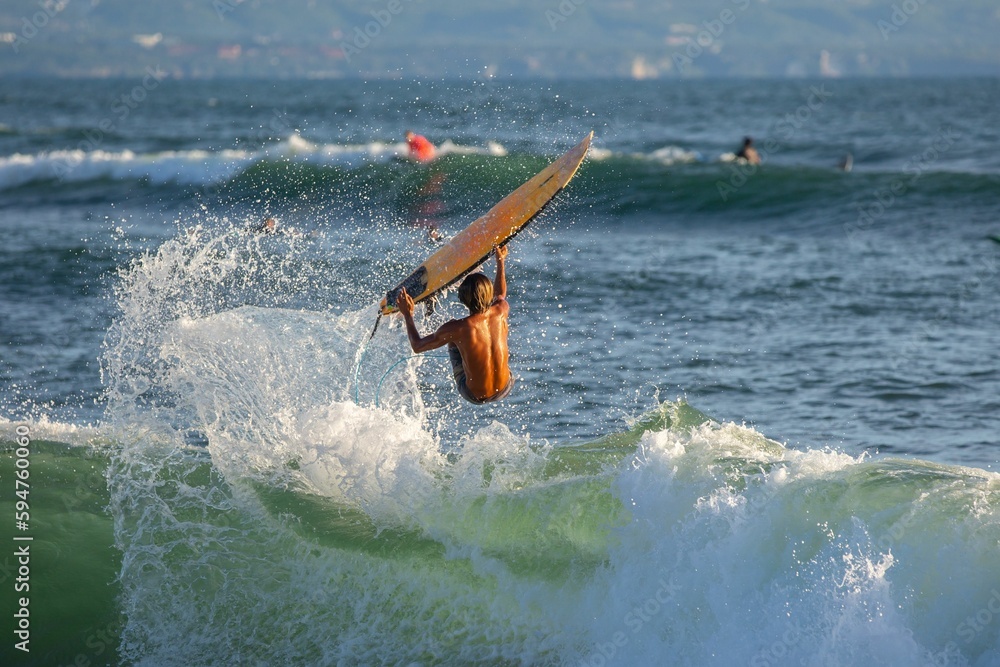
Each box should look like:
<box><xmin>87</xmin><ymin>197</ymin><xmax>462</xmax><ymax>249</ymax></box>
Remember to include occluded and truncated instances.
<box><xmin>458</xmin><ymin>273</ymin><xmax>493</xmax><ymax>314</ymax></box>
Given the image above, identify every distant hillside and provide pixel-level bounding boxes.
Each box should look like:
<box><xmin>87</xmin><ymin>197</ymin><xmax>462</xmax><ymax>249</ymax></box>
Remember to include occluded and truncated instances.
<box><xmin>1</xmin><ymin>0</ymin><xmax>998</xmax><ymax>77</ymax></box>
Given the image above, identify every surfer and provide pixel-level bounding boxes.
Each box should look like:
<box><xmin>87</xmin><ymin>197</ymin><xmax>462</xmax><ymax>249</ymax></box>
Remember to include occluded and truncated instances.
<box><xmin>405</xmin><ymin>130</ymin><xmax>436</xmax><ymax>162</ymax></box>
<box><xmin>252</xmin><ymin>217</ymin><xmax>277</xmax><ymax>234</ymax></box>
<box><xmin>396</xmin><ymin>245</ymin><xmax>513</xmax><ymax>404</ymax></box>
<box><xmin>736</xmin><ymin>136</ymin><xmax>761</xmax><ymax>165</ymax></box>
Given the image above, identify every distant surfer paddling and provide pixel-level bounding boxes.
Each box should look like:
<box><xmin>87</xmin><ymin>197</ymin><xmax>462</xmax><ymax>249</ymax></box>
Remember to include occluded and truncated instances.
<box><xmin>396</xmin><ymin>245</ymin><xmax>513</xmax><ymax>404</ymax></box>
<box><xmin>736</xmin><ymin>136</ymin><xmax>761</xmax><ymax>165</ymax></box>
<box><xmin>252</xmin><ymin>217</ymin><xmax>277</xmax><ymax>234</ymax></box>
<box><xmin>405</xmin><ymin>130</ymin><xmax>436</xmax><ymax>163</ymax></box>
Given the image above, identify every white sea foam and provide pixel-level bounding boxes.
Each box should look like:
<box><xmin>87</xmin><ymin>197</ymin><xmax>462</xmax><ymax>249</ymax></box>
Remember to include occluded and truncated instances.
<box><xmin>0</xmin><ymin>414</ymin><xmax>109</xmax><ymax>448</ymax></box>
<box><xmin>0</xmin><ymin>134</ymin><xmax>511</xmax><ymax>190</ymax></box>
<box><xmin>647</xmin><ymin>144</ymin><xmax>702</xmax><ymax>164</ymax></box>
<box><xmin>0</xmin><ymin>147</ymin><xmax>256</xmax><ymax>188</ymax></box>
<box><xmin>587</xmin><ymin>144</ymin><xmax>701</xmax><ymax>166</ymax></box>
<box><xmin>98</xmin><ymin>225</ymin><xmax>1000</xmax><ymax>666</ymax></box>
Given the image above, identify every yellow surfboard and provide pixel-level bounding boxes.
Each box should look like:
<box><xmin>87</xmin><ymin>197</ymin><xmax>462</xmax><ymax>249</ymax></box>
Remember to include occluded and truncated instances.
<box><xmin>380</xmin><ymin>131</ymin><xmax>593</xmax><ymax>315</ymax></box>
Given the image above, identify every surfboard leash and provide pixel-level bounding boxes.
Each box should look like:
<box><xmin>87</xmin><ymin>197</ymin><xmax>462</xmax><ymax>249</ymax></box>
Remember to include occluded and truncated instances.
<box><xmin>373</xmin><ymin>354</ymin><xmax>448</xmax><ymax>408</ymax></box>
<box><xmin>352</xmin><ymin>308</ymin><xmax>382</xmax><ymax>405</ymax></box>
<box><xmin>354</xmin><ymin>291</ymin><xmax>443</xmax><ymax>405</ymax></box>
<box><xmin>368</xmin><ymin>311</ymin><xmax>383</xmax><ymax>340</ymax></box>
<box><xmin>353</xmin><ymin>345</ymin><xmax>448</xmax><ymax>406</ymax></box>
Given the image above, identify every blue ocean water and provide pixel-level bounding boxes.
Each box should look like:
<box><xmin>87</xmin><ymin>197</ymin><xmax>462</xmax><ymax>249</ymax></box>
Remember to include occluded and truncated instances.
<box><xmin>1</xmin><ymin>78</ymin><xmax>999</xmax><ymax>666</ymax></box>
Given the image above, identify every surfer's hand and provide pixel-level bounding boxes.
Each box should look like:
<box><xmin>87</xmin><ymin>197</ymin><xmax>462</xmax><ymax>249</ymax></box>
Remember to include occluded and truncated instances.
<box><xmin>495</xmin><ymin>245</ymin><xmax>507</xmax><ymax>262</ymax></box>
<box><xmin>397</xmin><ymin>288</ymin><xmax>415</xmax><ymax>318</ymax></box>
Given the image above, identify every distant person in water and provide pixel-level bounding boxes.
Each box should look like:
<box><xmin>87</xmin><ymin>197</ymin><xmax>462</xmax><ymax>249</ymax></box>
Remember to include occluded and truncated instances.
<box><xmin>252</xmin><ymin>217</ymin><xmax>277</xmax><ymax>234</ymax></box>
<box><xmin>405</xmin><ymin>130</ymin><xmax>436</xmax><ymax>162</ymax></box>
<box><xmin>736</xmin><ymin>136</ymin><xmax>761</xmax><ymax>165</ymax></box>
<box><xmin>396</xmin><ymin>245</ymin><xmax>513</xmax><ymax>404</ymax></box>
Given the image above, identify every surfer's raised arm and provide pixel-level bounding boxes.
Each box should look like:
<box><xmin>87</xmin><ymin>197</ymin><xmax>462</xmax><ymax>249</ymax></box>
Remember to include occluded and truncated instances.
<box><xmin>493</xmin><ymin>244</ymin><xmax>507</xmax><ymax>302</ymax></box>
<box><xmin>397</xmin><ymin>287</ymin><xmax>457</xmax><ymax>354</ymax></box>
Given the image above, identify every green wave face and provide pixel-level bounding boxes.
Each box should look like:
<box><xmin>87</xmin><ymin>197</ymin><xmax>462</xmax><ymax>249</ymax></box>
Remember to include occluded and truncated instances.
<box><xmin>0</xmin><ymin>440</ymin><xmax>120</xmax><ymax>667</ymax></box>
<box><xmin>5</xmin><ymin>402</ymin><xmax>1000</xmax><ymax>666</ymax></box>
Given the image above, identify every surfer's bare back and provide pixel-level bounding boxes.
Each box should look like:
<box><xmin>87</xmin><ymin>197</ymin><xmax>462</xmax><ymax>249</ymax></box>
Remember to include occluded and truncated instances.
<box><xmin>397</xmin><ymin>245</ymin><xmax>513</xmax><ymax>404</ymax></box>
